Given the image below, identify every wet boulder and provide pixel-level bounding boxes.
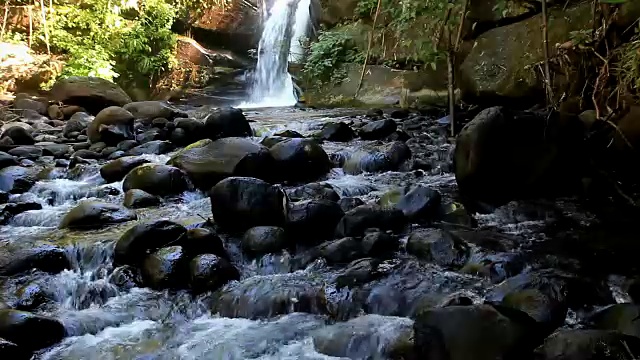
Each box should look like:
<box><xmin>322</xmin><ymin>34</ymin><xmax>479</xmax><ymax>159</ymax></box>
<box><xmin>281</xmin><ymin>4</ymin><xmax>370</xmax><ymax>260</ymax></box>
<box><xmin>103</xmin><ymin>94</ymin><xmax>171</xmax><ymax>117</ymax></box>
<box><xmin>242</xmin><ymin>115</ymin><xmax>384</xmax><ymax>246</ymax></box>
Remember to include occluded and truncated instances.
<box><xmin>338</xmin><ymin>197</ymin><xmax>365</xmax><ymax>212</ymax></box>
<box><xmin>114</xmin><ymin>220</ymin><xmax>187</xmax><ymax>266</ymax></box>
<box><xmin>123</xmin><ymin>101</ymin><xmax>186</xmax><ymax>124</ymax></box>
<box><xmin>0</xmin><ymin>166</ymin><xmax>37</xmax><ymax>193</ymax></box>
<box><xmin>0</xmin><ymin>202</ymin><xmax>42</xmax><ymax>225</ymax></box>
<box><xmin>7</xmin><ymin>146</ymin><xmax>41</xmax><ymax>160</ymax></box>
<box><xmin>589</xmin><ymin>304</ymin><xmax>640</xmax><ymax>338</ymax></box>
<box><xmin>0</xmin><ymin>126</ymin><xmax>34</xmax><ymax>145</ymax></box>
<box><xmin>172</xmin><ymin>118</ymin><xmax>206</xmax><ymax>146</ymax></box>
<box><xmin>109</xmin><ymin>265</ymin><xmax>143</xmax><ymax>291</ymax></box>
<box><xmin>0</xmin><ymin>244</ymin><xmax>70</xmax><ymax>276</ymax></box>
<box><xmin>335</xmin><ymin>204</ymin><xmax>406</xmax><ymax>238</ymax></box>
<box><xmin>361</xmin><ymin>229</ymin><xmax>400</xmax><ymax>257</ymax></box>
<box><xmin>274</xmin><ymin>130</ymin><xmax>304</xmax><ymax>138</ymax></box>
<box><xmin>335</xmin><ymin>258</ymin><xmax>382</xmax><ymax>289</ymax></box>
<box><xmin>318</xmin><ymin>237</ymin><xmax>362</xmax><ymax>264</ymax></box>
<box><xmin>189</xmin><ymin>254</ymin><xmax>240</xmax><ymax>294</ymax></box>
<box><xmin>0</xmin><ymin>310</ymin><xmax>66</xmax><ymax>351</ymax></box>
<box><xmin>123</xmin><ymin>189</ymin><xmax>161</xmax><ymax>209</ymax></box>
<box><xmin>14</xmin><ymin>282</ymin><xmax>50</xmax><ymax>311</ymax></box>
<box><xmin>49</xmin><ymin>76</ymin><xmax>132</xmax><ymax>114</ymax></box>
<box><xmin>168</xmin><ymin>137</ymin><xmax>275</xmax><ymax>190</ymax></box>
<box><xmin>14</xmin><ymin>97</ymin><xmax>48</xmax><ymax>116</ymax></box>
<box><xmin>454</xmin><ymin>107</ymin><xmax>583</xmax><ymax>211</ymax></box>
<box><xmin>41</xmin><ymin>144</ymin><xmax>72</xmax><ymax>158</ymax></box>
<box><xmin>395</xmin><ymin>184</ymin><xmax>442</xmax><ymax>223</ymax></box>
<box><xmin>0</xmin><ymin>152</ymin><xmax>19</xmax><ymax>169</ymax></box>
<box><xmin>414</xmin><ymin>305</ymin><xmax>527</xmax><ymax>360</ymax></box>
<box><xmin>285</xmin><ymin>182</ymin><xmax>340</xmax><ymax>202</ymax></box>
<box><xmin>312</xmin><ymin>314</ymin><xmax>413</xmax><ymax>359</ymax></box>
<box><xmin>260</xmin><ymin>136</ymin><xmax>290</xmax><ymax>148</ymax></box>
<box><xmin>316</xmin><ymin>122</ymin><xmax>355</xmax><ymax>142</ymax></box>
<box><xmin>125</xmin><ymin>140</ymin><xmax>174</xmax><ymax>156</ymax></box>
<box><xmin>59</xmin><ymin>201</ymin><xmax>137</xmax><ymax>229</ymax></box>
<box><xmin>122</xmin><ymin>164</ymin><xmax>191</xmax><ymax>197</ymax></box>
<box><xmin>87</xmin><ymin>106</ymin><xmax>134</xmax><ymax>145</ymax></box>
<box><xmin>99</xmin><ymin>156</ymin><xmax>150</xmax><ymax>183</ymax></box>
<box><xmin>215</xmin><ymin>272</ymin><xmax>329</xmax><ymax>319</ymax></box>
<box><xmin>406</xmin><ymin>228</ymin><xmax>469</xmax><ymax>269</ymax></box>
<box><xmin>534</xmin><ymin>329</ymin><xmax>640</xmax><ymax>360</ymax></box>
<box><xmin>286</xmin><ymin>199</ymin><xmax>345</xmax><ymax>245</ymax></box>
<box><xmin>62</xmin><ymin>112</ymin><xmax>93</xmax><ymax>138</ymax></box>
<box><xmin>359</xmin><ymin>119</ymin><xmax>397</xmax><ymax>140</ymax></box>
<box><xmin>269</xmin><ymin>138</ymin><xmax>332</xmax><ymax>183</ymax></box>
<box><xmin>209</xmin><ymin>177</ymin><xmax>286</xmax><ymax>232</ymax></box>
<box><xmin>242</xmin><ymin>226</ymin><xmax>288</xmax><ymax>255</ymax></box>
<box><xmin>342</xmin><ymin>141</ymin><xmax>411</xmax><ymax>175</ymax></box>
<box><xmin>203</xmin><ymin>107</ymin><xmax>252</xmax><ymax>139</ymax></box>
<box><xmin>141</xmin><ymin>246</ymin><xmax>190</xmax><ymax>289</ymax></box>
<box><xmin>0</xmin><ymin>338</ymin><xmax>27</xmax><ymax>359</ymax></box>
<box><xmin>180</xmin><ymin>228</ymin><xmax>227</xmax><ymax>258</ymax></box>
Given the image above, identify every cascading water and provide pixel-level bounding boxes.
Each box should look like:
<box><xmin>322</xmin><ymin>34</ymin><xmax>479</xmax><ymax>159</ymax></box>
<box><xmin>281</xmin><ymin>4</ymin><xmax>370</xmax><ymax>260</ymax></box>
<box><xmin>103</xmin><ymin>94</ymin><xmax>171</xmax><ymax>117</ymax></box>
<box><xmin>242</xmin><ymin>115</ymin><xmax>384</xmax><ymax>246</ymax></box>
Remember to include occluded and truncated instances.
<box><xmin>240</xmin><ymin>0</ymin><xmax>311</xmax><ymax>108</ymax></box>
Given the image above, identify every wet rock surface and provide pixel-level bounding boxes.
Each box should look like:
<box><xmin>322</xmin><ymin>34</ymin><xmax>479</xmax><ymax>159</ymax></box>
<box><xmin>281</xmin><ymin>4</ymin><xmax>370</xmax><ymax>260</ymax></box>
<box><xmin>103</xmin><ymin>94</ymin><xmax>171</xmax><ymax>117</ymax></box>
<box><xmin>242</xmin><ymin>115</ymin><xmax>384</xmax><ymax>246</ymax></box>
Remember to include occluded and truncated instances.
<box><xmin>0</xmin><ymin>103</ymin><xmax>635</xmax><ymax>359</ymax></box>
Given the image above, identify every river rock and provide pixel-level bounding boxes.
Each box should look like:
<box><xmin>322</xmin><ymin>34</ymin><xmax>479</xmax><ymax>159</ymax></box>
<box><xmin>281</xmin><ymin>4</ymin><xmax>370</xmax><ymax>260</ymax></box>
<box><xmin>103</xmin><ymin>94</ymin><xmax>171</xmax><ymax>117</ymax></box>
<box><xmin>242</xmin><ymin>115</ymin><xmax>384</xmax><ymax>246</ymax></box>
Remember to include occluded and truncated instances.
<box><xmin>141</xmin><ymin>246</ymin><xmax>190</xmax><ymax>289</ymax></box>
<box><xmin>395</xmin><ymin>184</ymin><xmax>442</xmax><ymax>222</ymax></box>
<box><xmin>533</xmin><ymin>329</ymin><xmax>640</xmax><ymax>360</ymax></box>
<box><xmin>47</xmin><ymin>104</ymin><xmax>64</xmax><ymax>120</ymax></box>
<box><xmin>203</xmin><ymin>107</ymin><xmax>252</xmax><ymax>139</ymax></box>
<box><xmin>286</xmin><ymin>182</ymin><xmax>340</xmax><ymax>202</ymax></box>
<box><xmin>123</xmin><ymin>189</ymin><xmax>161</xmax><ymax>209</ymax></box>
<box><xmin>169</xmin><ymin>137</ymin><xmax>275</xmax><ymax>190</ymax></box>
<box><xmin>87</xmin><ymin>106</ymin><xmax>134</xmax><ymax>145</ymax></box>
<box><xmin>406</xmin><ymin>228</ymin><xmax>469</xmax><ymax>269</ymax></box>
<box><xmin>589</xmin><ymin>304</ymin><xmax>640</xmax><ymax>338</ymax></box>
<box><xmin>1</xmin><ymin>126</ymin><xmax>34</xmax><ymax>146</ymax></box>
<box><xmin>361</xmin><ymin>229</ymin><xmax>400</xmax><ymax>257</ymax></box>
<box><xmin>260</xmin><ymin>136</ymin><xmax>290</xmax><ymax>148</ymax></box>
<box><xmin>14</xmin><ymin>282</ymin><xmax>50</xmax><ymax>311</ymax></box>
<box><xmin>109</xmin><ymin>265</ymin><xmax>143</xmax><ymax>291</ymax></box>
<box><xmin>63</xmin><ymin>112</ymin><xmax>93</xmax><ymax>138</ymax></box>
<box><xmin>125</xmin><ymin>140</ymin><xmax>174</xmax><ymax>156</ymax></box>
<box><xmin>0</xmin><ymin>202</ymin><xmax>42</xmax><ymax>225</ymax></box>
<box><xmin>317</xmin><ymin>122</ymin><xmax>355</xmax><ymax>142</ymax></box>
<box><xmin>335</xmin><ymin>204</ymin><xmax>406</xmax><ymax>238</ymax></box>
<box><xmin>312</xmin><ymin>314</ymin><xmax>413</xmax><ymax>359</ymax></box>
<box><xmin>49</xmin><ymin>76</ymin><xmax>132</xmax><ymax>114</ymax></box>
<box><xmin>269</xmin><ymin>138</ymin><xmax>332</xmax><ymax>182</ymax></box>
<box><xmin>0</xmin><ymin>338</ymin><xmax>27</xmax><ymax>359</ymax></box>
<box><xmin>274</xmin><ymin>130</ymin><xmax>304</xmax><ymax>138</ymax></box>
<box><xmin>242</xmin><ymin>226</ymin><xmax>288</xmax><ymax>255</ymax></box>
<box><xmin>71</xmin><ymin>149</ymin><xmax>101</xmax><ymax>160</ymax></box>
<box><xmin>0</xmin><ymin>166</ymin><xmax>37</xmax><ymax>193</ymax></box>
<box><xmin>114</xmin><ymin>220</ymin><xmax>187</xmax><ymax>266</ymax></box>
<box><xmin>342</xmin><ymin>141</ymin><xmax>411</xmax><ymax>175</ymax></box>
<box><xmin>0</xmin><ymin>310</ymin><xmax>65</xmax><ymax>351</ymax></box>
<box><xmin>59</xmin><ymin>201</ymin><xmax>137</xmax><ymax>229</ymax></box>
<box><xmin>335</xmin><ymin>258</ymin><xmax>381</xmax><ymax>289</ymax></box>
<box><xmin>0</xmin><ymin>244</ymin><xmax>70</xmax><ymax>276</ymax></box>
<box><xmin>100</xmin><ymin>156</ymin><xmax>150</xmax><ymax>183</ymax></box>
<box><xmin>359</xmin><ymin>119</ymin><xmax>397</xmax><ymax>140</ymax></box>
<box><xmin>173</xmin><ymin>118</ymin><xmax>206</xmax><ymax>146</ymax></box>
<box><xmin>414</xmin><ymin>304</ymin><xmax>527</xmax><ymax>360</ymax></box>
<box><xmin>189</xmin><ymin>254</ymin><xmax>240</xmax><ymax>294</ymax></box>
<box><xmin>317</xmin><ymin>237</ymin><xmax>362</xmax><ymax>264</ymax></box>
<box><xmin>122</xmin><ymin>164</ymin><xmax>190</xmax><ymax>197</ymax></box>
<box><xmin>14</xmin><ymin>97</ymin><xmax>48</xmax><ymax>116</ymax></box>
<box><xmin>215</xmin><ymin>272</ymin><xmax>329</xmax><ymax>319</ymax></box>
<box><xmin>0</xmin><ymin>152</ymin><xmax>18</xmax><ymax>169</ymax></box>
<box><xmin>454</xmin><ymin>106</ymin><xmax>582</xmax><ymax>211</ymax></box>
<box><xmin>286</xmin><ymin>199</ymin><xmax>345</xmax><ymax>245</ymax></box>
<box><xmin>41</xmin><ymin>144</ymin><xmax>71</xmax><ymax>158</ymax></box>
<box><xmin>123</xmin><ymin>101</ymin><xmax>186</xmax><ymax>124</ymax></box>
<box><xmin>210</xmin><ymin>177</ymin><xmax>286</xmax><ymax>232</ymax></box>
<box><xmin>338</xmin><ymin>197</ymin><xmax>365</xmax><ymax>212</ymax></box>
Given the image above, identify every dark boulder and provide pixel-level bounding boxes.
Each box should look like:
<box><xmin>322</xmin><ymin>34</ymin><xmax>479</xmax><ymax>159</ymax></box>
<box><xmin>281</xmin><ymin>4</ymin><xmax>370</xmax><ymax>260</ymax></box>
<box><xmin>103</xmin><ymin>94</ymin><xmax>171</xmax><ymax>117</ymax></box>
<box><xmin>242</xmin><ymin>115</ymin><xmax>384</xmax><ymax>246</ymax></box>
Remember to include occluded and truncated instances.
<box><xmin>109</xmin><ymin>265</ymin><xmax>143</xmax><ymax>291</ymax></box>
<box><xmin>1</xmin><ymin>126</ymin><xmax>34</xmax><ymax>145</ymax></box>
<box><xmin>335</xmin><ymin>204</ymin><xmax>406</xmax><ymax>238</ymax></box>
<box><xmin>59</xmin><ymin>201</ymin><xmax>137</xmax><ymax>229</ymax></box>
<box><xmin>41</xmin><ymin>144</ymin><xmax>71</xmax><ymax>158</ymax></box>
<box><xmin>414</xmin><ymin>305</ymin><xmax>527</xmax><ymax>360</ymax></box>
<box><xmin>122</xmin><ymin>164</ymin><xmax>190</xmax><ymax>197</ymax></box>
<box><xmin>359</xmin><ymin>119</ymin><xmax>397</xmax><ymax>140</ymax></box>
<box><xmin>123</xmin><ymin>101</ymin><xmax>186</xmax><ymax>123</ymax></box>
<box><xmin>342</xmin><ymin>141</ymin><xmax>411</xmax><ymax>175</ymax></box>
<box><xmin>141</xmin><ymin>246</ymin><xmax>190</xmax><ymax>290</ymax></box>
<box><xmin>125</xmin><ymin>140</ymin><xmax>174</xmax><ymax>156</ymax></box>
<box><xmin>71</xmin><ymin>149</ymin><xmax>101</xmax><ymax>160</ymax></box>
<box><xmin>0</xmin><ymin>166</ymin><xmax>37</xmax><ymax>193</ymax></box>
<box><xmin>14</xmin><ymin>282</ymin><xmax>50</xmax><ymax>311</ymax></box>
<box><xmin>269</xmin><ymin>138</ymin><xmax>332</xmax><ymax>182</ymax></box>
<box><xmin>14</xmin><ymin>97</ymin><xmax>48</xmax><ymax>116</ymax></box>
<box><xmin>0</xmin><ymin>244</ymin><xmax>70</xmax><ymax>276</ymax></box>
<box><xmin>123</xmin><ymin>189</ymin><xmax>161</xmax><ymax>209</ymax></box>
<box><xmin>0</xmin><ymin>338</ymin><xmax>28</xmax><ymax>359</ymax></box>
<box><xmin>180</xmin><ymin>228</ymin><xmax>227</xmax><ymax>258</ymax></box>
<box><xmin>454</xmin><ymin>107</ymin><xmax>583</xmax><ymax>211</ymax></box>
<box><xmin>189</xmin><ymin>254</ymin><xmax>240</xmax><ymax>294</ymax></box>
<box><xmin>0</xmin><ymin>310</ymin><xmax>65</xmax><ymax>351</ymax></box>
<box><xmin>49</xmin><ymin>76</ymin><xmax>132</xmax><ymax>114</ymax></box>
<box><xmin>87</xmin><ymin>106</ymin><xmax>134</xmax><ymax>145</ymax></box>
<box><xmin>242</xmin><ymin>226</ymin><xmax>288</xmax><ymax>255</ymax></box>
<box><xmin>0</xmin><ymin>152</ymin><xmax>19</xmax><ymax>169</ymax></box>
<box><xmin>335</xmin><ymin>258</ymin><xmax>382</xmax><ymax>289</ymax></box>
<box><xmin>62</xmin><ymin>112</ymin><xmax>93</xmax><ymax>138</ymax></box>
<box><xmin>114</xmin><ymin>220</ymin><xmax>186</xmax><ymax>266</ymax></box>
<box><xmin>338</xmin><ymin>197</ymin><xmax>365</xmax><ymax>212</ymax></box>
<box><xmin>317</xmin><ymin>122</ymin><xmax>355</xmax><ymax>142</ymax></box>
<box><xmin>286</xmin><ymin>199</ymin><xmax>345</xmax><ymax>245</ymax></box>
<box><xmin>286</xmin><ymin>182</ymin><xmax>340</xmax><ymax>202</ymax></box>
<box><xmin>203</xmin><ymin>107</ymin><xmax>252</xmax><ymax>139</ymax></box>
<box><xmin>168</xmin><ymin>137</ymin><xmax>275</xmax><ymax>190</ymax></box>
<box><xmin>395</xmin><ymin>184</ymin><xmax>442</xmax><ymax>222</ymax></box>
<box><xmin>274</xmin><ymin>130</ymin><xmax>304</xmax><ymax>138</ymax></box>
<box><xmin>99</xmin><ymin>156</ymin><xmax>150</xmax><ymax>183</ymax></box>
<box><xmin>406</xmin><ymin>228</ymin><xmax>469</xmax><ymax>269</ymax></box>
<box><xmin>210</xmin><ymin>177</ymin><xmax>286</xmax><ymax>232</ymax></box>
<box><xmin>589</xmin><ymin>304</ymin><xmax>640</xmax><ymax>338</ymax></box>
<box><xmin>533</xmin><ymin>329</ymin><xmax>640</xmax><ymax>360</ymax></box>
<box><xmin>0</xmin><ymin>202</ymin><xmax>42</xmax><ymax>225</ymax></box>
<box><xmin>172</xmin><ymin>118</ymin><xmax>206</xmax><ymax>146</ymax></box>
<box><xmin>361</xmin><ymin>229</ymin><xmax>400</xmax><ymax>257</ymax></box>
<box><xmin>318</xmin><ymin>237</ymin><xmax>362</xmax><ymax>264</ymax></box>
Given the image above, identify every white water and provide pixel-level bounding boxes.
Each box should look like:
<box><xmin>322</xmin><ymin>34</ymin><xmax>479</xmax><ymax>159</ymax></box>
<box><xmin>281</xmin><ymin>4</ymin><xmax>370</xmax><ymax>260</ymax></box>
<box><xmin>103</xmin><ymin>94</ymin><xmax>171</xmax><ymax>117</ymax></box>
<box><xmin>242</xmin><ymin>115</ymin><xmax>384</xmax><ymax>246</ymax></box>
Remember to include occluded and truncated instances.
<box><xmin>240</xmin><ymin>0</ymin><xmax>311</xmax><ymax>108</ymax></box>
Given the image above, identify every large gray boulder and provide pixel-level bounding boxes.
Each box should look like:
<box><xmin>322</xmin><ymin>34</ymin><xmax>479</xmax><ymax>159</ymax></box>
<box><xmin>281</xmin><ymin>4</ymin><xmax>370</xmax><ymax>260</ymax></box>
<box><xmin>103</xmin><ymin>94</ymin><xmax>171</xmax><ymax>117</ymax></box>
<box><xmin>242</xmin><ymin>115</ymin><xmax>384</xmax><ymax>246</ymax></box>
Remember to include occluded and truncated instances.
<box><xmin>49</xmin><ymin>76</ymin><xmax>132</xmax><ymax>114</ymax></box>
<box><xmin>87</xmin><ymin>106</ymin><xmax>134</xmax><ymax>145</ymax></box>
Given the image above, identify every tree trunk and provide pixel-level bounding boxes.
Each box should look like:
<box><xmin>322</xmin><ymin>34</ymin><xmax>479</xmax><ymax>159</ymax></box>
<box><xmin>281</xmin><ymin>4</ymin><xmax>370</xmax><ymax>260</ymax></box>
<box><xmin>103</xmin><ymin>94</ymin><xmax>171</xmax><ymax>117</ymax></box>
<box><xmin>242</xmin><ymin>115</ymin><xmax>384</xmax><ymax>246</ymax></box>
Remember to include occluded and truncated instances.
<box><xmin>541</xmin><ymin>0</ymin><xmax>553</xmax><ymax>105</ymax></box>
<box><xmin>355</xmin><ymin>0</ymin><xmax>383</xmax><ymax>98</ymax></box>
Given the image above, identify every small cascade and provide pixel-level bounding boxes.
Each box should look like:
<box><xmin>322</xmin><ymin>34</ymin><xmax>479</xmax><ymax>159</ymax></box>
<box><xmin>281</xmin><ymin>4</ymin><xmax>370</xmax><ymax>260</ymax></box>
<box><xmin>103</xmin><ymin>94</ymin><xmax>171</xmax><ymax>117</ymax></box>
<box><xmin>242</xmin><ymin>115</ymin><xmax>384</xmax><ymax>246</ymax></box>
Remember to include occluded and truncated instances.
<box><xmin>240</xmin><ymin>0</ymin><xmax>311</xmax><ymax>108</ymax></box>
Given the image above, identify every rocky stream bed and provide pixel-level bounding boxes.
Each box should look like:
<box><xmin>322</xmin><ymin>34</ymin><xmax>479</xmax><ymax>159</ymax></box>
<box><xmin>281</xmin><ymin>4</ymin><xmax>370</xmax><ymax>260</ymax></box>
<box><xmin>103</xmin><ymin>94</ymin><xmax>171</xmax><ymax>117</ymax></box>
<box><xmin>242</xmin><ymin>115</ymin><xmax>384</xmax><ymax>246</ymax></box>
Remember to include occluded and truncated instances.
<box><xmin>2</xmin><ymin>82</ymin><xmax>640</xmax><ymax>359</ymax></box>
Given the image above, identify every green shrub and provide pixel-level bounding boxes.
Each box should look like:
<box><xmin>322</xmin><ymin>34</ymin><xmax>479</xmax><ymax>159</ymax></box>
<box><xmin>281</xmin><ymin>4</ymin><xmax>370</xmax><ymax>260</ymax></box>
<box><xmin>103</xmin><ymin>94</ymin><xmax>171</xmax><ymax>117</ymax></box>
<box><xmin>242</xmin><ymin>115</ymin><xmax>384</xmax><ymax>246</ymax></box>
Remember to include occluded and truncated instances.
<box><xmin>302</xmin><ymin>30</ymin><xmax>363</xmax><ymax>88</ymax></box>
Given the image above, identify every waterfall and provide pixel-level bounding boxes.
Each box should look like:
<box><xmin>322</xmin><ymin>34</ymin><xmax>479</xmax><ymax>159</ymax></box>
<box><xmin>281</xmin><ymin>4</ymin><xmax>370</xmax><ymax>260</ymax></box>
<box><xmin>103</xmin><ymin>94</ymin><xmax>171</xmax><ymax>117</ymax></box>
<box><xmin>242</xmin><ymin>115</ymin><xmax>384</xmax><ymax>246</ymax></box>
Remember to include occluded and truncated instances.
<box><xmin>240</xmin><ymin>0</ymin><xmax>311</xmax><ymax>108</ymax></box>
